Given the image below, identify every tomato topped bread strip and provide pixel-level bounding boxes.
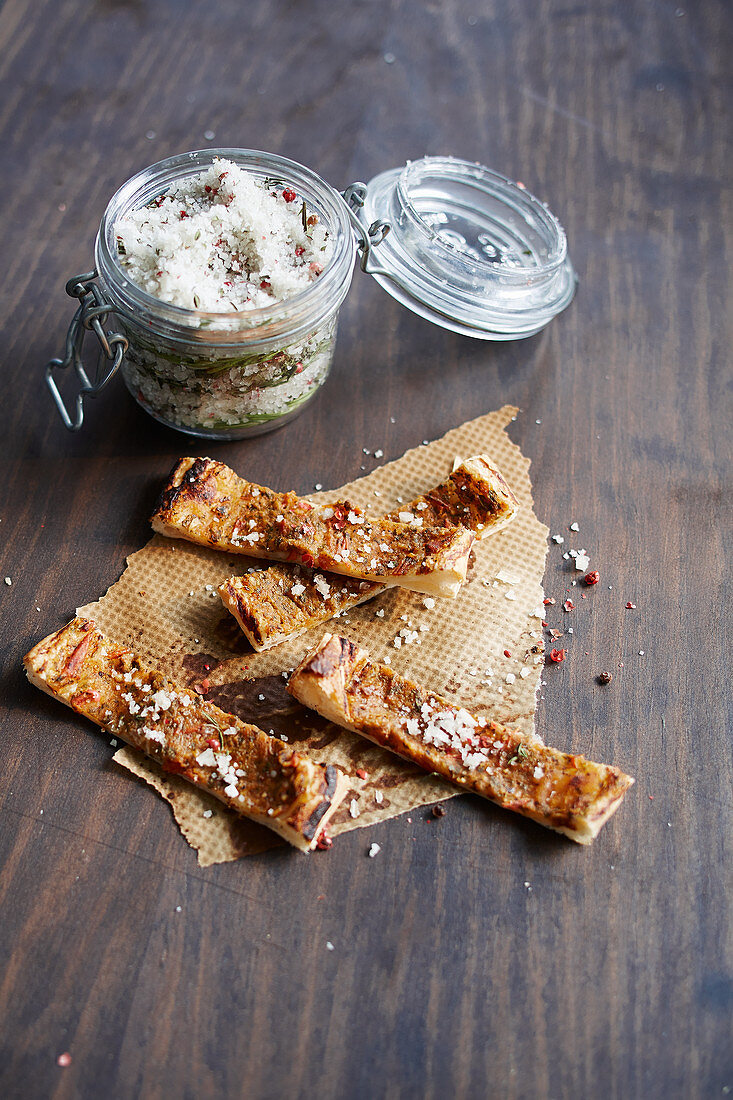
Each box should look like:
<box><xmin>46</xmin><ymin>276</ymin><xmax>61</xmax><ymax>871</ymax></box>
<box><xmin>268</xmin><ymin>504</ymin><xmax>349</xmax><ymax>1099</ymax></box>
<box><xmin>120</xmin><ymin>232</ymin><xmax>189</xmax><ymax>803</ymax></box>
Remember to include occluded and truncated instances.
<box><xmin>151</xmin><ymin>457</ymin><xmax>474</xmax><ymax>598</ymax></box>
<box><xmin>289</xmin><ymin>634</ymin><xmax>634</xmax><ymax>844</ymax></box>
<box><xmin>219</xmin><ymin>455</ymin><xmax>519</xmax><ymax>651</ymax></box>
<box><xmin>24</xmin><ymin>618</ymin><xmax>347</xmax><ymax>852</ymax></box>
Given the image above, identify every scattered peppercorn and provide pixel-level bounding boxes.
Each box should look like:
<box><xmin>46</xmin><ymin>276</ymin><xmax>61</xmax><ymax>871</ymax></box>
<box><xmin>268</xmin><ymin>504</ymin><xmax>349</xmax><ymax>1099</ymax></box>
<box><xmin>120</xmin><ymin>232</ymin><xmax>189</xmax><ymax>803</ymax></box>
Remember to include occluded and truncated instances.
<box><xmin>597</xmin><ymin>671</ymin><xmax>613</xmax><ymax>684</ymax></box>
<box><xmin>563</xmin><ymin>600</ymin><xmax>574</xmax><ymax>612</ymax></box>
<box><xmin>549</xmin><ymin>648</ymin><xmax>567</xmax><ymax>663</ymax></box>
<box><xmin>281</xmin><ymin>187</ymin><xmax>297</xmax><ymax>202</ymax></box>
<box><xmin>503</xmin><ymin>649</ymin><xmax>512</xmax><ymax>658</ymax></box>
<box><xmin>432</xmin><ymin>804</ymin><xmax>446</xmax><ymax>818</ymax></box>
<box><xmin>584</xmin><ymin>571</ymin><xmax>600</xmax><ymax>586</ymax></box>
<box><xmin>543</xmin><ymin>596</ymin><xmax>556</xmax><ymax>605</ymax></box>
<box><xmin>355</xmin><ymin>768</ymin><xmax>368</xmax><ymax>780</ymax></box>
<box><xmin>315</xmin><ymin>832</ymin><xmax>333</xmax><ymax>850</ymax></box>
<box><xmin>626</xmin><ymin>601</ymin><xmax>636</xmax><ymax>609</ymax></box>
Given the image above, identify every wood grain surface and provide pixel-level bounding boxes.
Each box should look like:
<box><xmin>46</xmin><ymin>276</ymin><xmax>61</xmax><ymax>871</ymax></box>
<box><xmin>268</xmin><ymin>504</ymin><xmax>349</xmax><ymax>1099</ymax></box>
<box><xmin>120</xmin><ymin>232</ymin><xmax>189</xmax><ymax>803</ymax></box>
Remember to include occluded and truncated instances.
<box><xmin>0</xmin><ymin>1</ymin><xmax>731</xmax><ymax>1097</ymax></box>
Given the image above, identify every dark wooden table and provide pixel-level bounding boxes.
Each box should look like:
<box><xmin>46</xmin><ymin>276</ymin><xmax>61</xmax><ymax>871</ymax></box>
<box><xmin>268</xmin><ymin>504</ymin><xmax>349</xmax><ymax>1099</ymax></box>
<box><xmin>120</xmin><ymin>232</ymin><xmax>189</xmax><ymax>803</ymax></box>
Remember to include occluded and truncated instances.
<box><xmin>1</xmin><ymin>1</ymin><xmax>730</xmax><ymax>1096</ymax></box>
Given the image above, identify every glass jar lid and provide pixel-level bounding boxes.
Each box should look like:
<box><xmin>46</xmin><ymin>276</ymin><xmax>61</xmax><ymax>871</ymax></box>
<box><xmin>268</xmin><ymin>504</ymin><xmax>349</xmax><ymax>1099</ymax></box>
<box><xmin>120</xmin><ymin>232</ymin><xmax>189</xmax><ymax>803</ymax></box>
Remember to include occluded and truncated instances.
<box><xmin>355</xmin><ymin>156</ymin><xmax>577</xmax><ymax>340</ymax></box>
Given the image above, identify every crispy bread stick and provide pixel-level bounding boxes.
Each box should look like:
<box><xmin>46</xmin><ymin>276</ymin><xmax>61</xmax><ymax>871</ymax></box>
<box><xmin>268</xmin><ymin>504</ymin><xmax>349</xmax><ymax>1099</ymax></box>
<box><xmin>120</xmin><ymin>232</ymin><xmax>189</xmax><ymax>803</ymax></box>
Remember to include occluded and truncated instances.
<box><xmin>219</xmin><ymin>454</ymin><xmax>519</xmax><ymax>650</ymax></box>
<box><xmin>151</xmin><ymin>457</ymin><xmax>474</xmax><ymax>598</ymax></box>
<box><xmin>24</xmin><ymin>618</ymin><xmax>347</xmax><ymax>852</ymax></box>
<box><xmin>289</xmin><ymin>634</ymin><xmax>634</xmax><ymax>844</ymax></box>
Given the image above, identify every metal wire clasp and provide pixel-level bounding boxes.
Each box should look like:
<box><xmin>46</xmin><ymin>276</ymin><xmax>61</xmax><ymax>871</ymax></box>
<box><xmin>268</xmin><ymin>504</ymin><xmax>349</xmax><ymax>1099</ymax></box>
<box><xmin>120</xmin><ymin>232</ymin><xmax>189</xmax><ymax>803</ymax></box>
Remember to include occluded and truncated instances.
<box><xmin>45</xmin><ymin>271</ymin><xmax>128</xmax><ymax>431</ymax></box>
<box><xmin>341</xmin><ymin>183</ymin><xmax>392</xmax><ymax>275</ymax></box>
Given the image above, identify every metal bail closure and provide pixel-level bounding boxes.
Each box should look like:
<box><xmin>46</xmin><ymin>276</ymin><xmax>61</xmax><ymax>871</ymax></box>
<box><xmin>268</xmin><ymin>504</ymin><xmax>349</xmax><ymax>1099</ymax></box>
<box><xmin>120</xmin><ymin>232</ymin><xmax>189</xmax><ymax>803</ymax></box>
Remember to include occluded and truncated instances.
<box><xmin>340</xmin><ymin>183</ymin><xmax>392</xmax><ymax>274</ymax></box>
<box><xmin>45</xmin><ymin>271</ymin><xmax>128</xmax><ymax>431</ymax></box>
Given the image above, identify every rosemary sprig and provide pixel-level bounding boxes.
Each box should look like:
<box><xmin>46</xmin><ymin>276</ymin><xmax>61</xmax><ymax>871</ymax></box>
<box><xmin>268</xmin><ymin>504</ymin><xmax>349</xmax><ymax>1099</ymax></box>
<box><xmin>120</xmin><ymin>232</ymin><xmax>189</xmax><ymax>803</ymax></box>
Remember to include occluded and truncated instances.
<box><xmin>205</xmin><ymin>710</ymin><xmax>225</xmax><ymax>750</ymax></box>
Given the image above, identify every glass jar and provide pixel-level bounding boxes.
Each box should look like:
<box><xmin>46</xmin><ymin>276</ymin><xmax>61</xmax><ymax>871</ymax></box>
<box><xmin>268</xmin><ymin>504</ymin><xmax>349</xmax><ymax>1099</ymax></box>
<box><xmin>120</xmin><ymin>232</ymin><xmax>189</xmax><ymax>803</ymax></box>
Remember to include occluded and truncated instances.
<box><xmin>46</xmin><ymin>152</ymin><xmax>576</xmax><ymax>437</ymax></box>
<box><xmin>94</xmin><ymin>149</ymin><xmax>356</xmax><ymax>440</ymax></box>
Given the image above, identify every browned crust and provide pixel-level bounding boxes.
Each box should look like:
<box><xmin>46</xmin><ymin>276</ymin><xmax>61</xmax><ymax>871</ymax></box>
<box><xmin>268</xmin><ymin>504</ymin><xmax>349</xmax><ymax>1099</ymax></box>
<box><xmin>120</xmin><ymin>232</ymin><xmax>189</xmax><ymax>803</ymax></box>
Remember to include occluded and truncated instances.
<box><xmin>218</xmin><ymin>454</ymin><xmax>519</xmax><ymax>651</ymax></box>
<box><xmin>218</xmin><ymin>571</ymin><xmax>379</xmax><ymax>651</ymax></box>
<box><xmin>289</xmin><ymin>634</ymin><xmax>635</xmax><ymax>844</ymax></box>
<box><xmin>151</xmin><ymin>457</ymin><xmax>475</xmax><ymax>597</ymax></box>
<box><xmin>23</xmin><ymin>618</ymin><xmax>346</xmax><ymax>852</ymax></box>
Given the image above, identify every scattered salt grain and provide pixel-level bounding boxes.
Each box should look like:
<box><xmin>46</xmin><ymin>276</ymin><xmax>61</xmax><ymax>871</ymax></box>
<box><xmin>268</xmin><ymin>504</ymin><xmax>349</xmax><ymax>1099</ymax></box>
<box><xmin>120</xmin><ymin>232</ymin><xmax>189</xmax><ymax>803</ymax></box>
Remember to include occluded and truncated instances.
<box><xmin>326</xmin><ymin>941</ymin><xmax>335</xmax><ymax>951</ymax></box>
<box><xmin>203</xmin><ymin>809</ymin><xmax>213</xmax><ymax>818</ymax></box>
<box><xmin>349</xmin><ymin>799</ymin><xmax>360</xmax><ymax>818</ymax></box>
<box><xmin>496</xmin><ymin>569</ymin><xmax>520</xmax><ymax>584</ymax></box>
<box><xmin>368</xmin><ymin>843</ymin><xmax>381</xmax><ymax>858</ymax></box>
<box><xmin>569</xmin><ymin>522</ymin><xmax>580</xmax><ymax>532</ymax></box>
<box><xmin>4</xmin><ymin>577</ymin><xmax>11</xmax><ymax>586</ymax></box>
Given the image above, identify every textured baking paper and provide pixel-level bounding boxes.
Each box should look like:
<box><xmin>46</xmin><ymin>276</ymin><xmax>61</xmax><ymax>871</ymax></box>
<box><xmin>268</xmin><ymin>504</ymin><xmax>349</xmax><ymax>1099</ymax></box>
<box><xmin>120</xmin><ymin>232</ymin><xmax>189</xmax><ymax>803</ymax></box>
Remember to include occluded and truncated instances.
<box><xmin>79</xmin><ymin>407</ymin><xmax>549</xmax><ymax>865</ymax></box>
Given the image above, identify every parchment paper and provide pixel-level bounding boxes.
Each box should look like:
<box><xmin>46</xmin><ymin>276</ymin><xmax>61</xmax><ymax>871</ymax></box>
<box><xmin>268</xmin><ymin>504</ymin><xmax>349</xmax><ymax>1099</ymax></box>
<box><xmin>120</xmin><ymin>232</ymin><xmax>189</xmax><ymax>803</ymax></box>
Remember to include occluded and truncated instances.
<box><xmin>79</xmin><ymin>406</ymin><xmax>549</xmax><ymax>864</ymax></box>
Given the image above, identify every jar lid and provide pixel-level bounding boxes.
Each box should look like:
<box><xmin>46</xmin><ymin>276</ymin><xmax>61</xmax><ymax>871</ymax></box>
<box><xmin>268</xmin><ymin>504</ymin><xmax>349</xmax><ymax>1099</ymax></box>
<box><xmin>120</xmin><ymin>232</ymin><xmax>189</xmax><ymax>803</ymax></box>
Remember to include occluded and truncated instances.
<box><xmin>354</xmin><ymin>156</ymin><xmax>577</xmax><ymax>340</ymax></box>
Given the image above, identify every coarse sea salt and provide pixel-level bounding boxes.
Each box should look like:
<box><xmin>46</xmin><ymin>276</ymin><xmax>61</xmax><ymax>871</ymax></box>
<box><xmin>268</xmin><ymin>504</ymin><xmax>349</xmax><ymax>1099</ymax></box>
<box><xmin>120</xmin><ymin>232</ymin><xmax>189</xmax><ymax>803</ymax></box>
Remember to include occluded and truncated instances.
<box><xmin>115</xmin><ymin>158</ymin><xmax>332</xmax><ymax>312</ymax></box>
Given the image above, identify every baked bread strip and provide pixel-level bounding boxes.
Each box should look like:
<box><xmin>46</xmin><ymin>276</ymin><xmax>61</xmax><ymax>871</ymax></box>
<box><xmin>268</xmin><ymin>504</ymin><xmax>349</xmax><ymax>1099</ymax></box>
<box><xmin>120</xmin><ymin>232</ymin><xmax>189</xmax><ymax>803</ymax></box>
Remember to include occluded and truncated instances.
<box><xmin>151</xmin><ymin>457</ymin><xmax>474</xmax><ymax>598</ymax></box>
<box><xmin>219</xmin><ymin>454</ymin><xmax>519</xmax><ymax>650</ymax></box>
<box><xmin>24</xmin><ymin>618</ymin><xmax>347</xmax><ymax>852</ymax></box>
<box><xmin>288</xmin><ymin>634</ymin><xmax>634</xmax><ymax>844</ymax></box>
